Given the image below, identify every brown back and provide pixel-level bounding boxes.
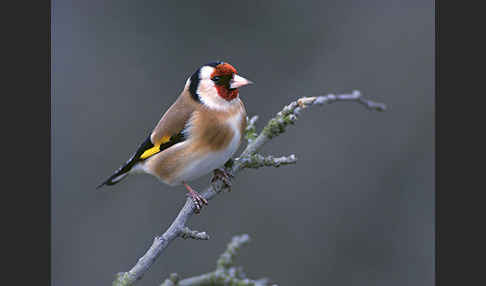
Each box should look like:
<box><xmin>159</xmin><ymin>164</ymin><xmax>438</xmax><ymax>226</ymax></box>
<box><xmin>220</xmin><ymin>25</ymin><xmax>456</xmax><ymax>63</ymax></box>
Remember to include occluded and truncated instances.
<box><xmin>150</xmin><ymin>89</ymin><xmax>199</xmax><ymax>145</ymax></box>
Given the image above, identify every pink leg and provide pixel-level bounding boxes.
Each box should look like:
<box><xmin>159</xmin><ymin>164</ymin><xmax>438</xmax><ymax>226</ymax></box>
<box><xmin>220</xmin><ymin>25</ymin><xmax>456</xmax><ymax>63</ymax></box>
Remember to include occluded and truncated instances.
<box><xmin>183</xmin><ymin>182</ymin><xmax>208</xmax><ymax>213</ymax></box>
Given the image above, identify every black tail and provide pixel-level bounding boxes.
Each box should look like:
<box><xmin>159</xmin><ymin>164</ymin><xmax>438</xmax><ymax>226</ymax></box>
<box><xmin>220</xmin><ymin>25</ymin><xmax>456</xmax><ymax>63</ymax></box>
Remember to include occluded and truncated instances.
<box><xmin>97</xmin><ymin>136</ymin><xmax>155</xmax><ymax>189</ymax></box>
<box><xmin>96</xmin><ymin>167</ymin><xmax>131</xmax><ymax>189</ymax></box>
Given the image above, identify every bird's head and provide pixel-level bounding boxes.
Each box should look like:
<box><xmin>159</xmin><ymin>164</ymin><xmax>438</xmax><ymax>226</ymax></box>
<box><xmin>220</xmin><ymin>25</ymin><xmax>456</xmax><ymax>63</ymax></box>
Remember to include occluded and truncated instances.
<box><xmin>186</xmin><ymin>61</ymin><xmax>253</xmax><ymax>109</ymax></box>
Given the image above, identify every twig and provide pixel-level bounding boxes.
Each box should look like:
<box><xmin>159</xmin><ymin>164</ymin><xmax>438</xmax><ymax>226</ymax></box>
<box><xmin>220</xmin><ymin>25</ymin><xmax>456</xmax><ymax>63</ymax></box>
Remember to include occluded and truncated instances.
<box><xmin>112</xmin><ymin>90</ymin><xmax>386</xmax><ymax>285</ymax></box>
<box><xmin>160</xmin><ymin>234</ymin><xmax>276</xmax><ymax>286</ymax></box>
<box><xmin>244</xmin><ymin>115</ymin><xmax>259</xmax><ymax>144</ymax></box>
<box><xmin>216</xmin><ymin>234</ymin><xmax>251</xmax><ymax>270</ymax></box>
<box><xmin>180</xmin><ymin>227</ymin><xmax>210</xmax><ymax>240</ymax></box>
<box><xmin>235</xmin><ymin>154</ymin><xmax>297</xmax><ymax>169</ymax></box>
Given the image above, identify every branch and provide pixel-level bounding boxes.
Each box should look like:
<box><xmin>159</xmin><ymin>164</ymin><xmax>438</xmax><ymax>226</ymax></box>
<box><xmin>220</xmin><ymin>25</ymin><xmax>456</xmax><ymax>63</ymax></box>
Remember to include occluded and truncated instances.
<box><xmin>241</xmin><ymin>90</ymin><xmax>385</xmax><ymax>156</ymax></box>
<box><xmin>160</xmin><ymin>234</ymin><xmax>276</xmax><ymax>286</ymax></box>
<box><xmin>112</xmin><ymin>90</ymin><xmax>386</xmax><ymax>285</ymax></box>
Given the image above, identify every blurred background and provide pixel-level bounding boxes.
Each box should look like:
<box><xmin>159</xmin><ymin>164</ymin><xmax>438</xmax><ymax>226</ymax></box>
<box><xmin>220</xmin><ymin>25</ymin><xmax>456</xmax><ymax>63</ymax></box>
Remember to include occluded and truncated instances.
<box><xmin>51</xmin><ymin>0</ymin><xmax>434</xmax><ymax>285</ymax></box>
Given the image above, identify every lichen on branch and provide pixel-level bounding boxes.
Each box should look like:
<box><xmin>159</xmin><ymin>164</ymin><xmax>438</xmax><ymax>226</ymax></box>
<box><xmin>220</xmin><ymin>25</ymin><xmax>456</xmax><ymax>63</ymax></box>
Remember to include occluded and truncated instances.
<box><xmin>180</xmin><ymin>227</ymin><xmax>210</xmax><ymax>240</ymax></box>
<box><xmin>235</xmin><ymin>154</ymin><xmax>297</xmax><ymax>169</ymax></box>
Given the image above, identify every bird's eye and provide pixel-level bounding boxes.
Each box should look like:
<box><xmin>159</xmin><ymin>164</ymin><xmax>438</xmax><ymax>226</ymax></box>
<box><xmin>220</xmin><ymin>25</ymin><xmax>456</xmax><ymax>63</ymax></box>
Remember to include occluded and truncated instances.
<box><xmin>212</xmin><ymin>76</ymin><xmax>220</xmax><ymax>82</ymax></box>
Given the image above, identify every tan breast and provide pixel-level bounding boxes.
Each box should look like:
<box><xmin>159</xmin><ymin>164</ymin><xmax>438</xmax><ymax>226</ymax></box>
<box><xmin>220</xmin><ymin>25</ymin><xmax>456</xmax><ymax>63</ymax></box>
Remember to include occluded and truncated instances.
<box><xmin>188</xmin><ymin>100</ymin><xmax>245</xmax><ymax>152</ymax></box>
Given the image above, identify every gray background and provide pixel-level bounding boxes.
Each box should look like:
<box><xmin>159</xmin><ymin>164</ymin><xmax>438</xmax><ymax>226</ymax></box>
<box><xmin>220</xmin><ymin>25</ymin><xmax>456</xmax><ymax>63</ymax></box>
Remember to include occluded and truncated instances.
<box><xmin>52</xmin><ymin>0</ymin><xmax>434</xmax><ymax>285</ymax></box>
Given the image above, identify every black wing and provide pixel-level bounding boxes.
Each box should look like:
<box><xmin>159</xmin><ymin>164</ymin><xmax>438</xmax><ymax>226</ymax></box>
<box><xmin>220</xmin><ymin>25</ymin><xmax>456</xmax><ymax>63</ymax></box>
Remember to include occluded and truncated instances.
<box><xmin>96</xmin><ymin>132</ymin><xmax>186</xmax><ymax>189</ymax></box>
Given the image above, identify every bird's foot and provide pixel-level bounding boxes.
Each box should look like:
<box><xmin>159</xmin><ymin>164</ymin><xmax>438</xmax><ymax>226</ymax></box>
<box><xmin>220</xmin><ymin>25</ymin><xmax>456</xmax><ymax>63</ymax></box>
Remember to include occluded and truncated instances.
<box><xmin>211</xmin><ymin>168</ymin><xmax>234</xmax><ymax>191</ymax></box>
<box><xmin>183</xmin><ymin>183</ymin><xmax>208</xmax><ymax>214</ymax></box>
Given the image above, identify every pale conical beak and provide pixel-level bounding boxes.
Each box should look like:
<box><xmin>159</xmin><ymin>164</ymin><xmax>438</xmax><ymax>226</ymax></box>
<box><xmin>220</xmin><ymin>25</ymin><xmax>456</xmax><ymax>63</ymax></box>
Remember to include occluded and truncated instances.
<box><xmin>230</xmin><ymin>74</ymin><xmax>254</xmax><ymax>89</ymax></box>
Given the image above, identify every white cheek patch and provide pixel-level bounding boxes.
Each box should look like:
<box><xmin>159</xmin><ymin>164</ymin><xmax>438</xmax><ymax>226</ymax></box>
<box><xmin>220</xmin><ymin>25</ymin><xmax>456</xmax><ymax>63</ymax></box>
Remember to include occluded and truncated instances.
<box><xmin>198</xmin><ymin>79</ymin><xmax>238</xmax><ymax>110</ymax></box>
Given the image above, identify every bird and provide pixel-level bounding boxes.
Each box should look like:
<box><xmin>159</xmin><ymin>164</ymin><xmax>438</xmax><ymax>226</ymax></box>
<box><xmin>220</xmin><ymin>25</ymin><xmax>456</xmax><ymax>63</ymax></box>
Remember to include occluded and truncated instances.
<box><xmin>97</xmin><ymin>61</ymin><xmax>253</xmax><ymax>213</ymax></box>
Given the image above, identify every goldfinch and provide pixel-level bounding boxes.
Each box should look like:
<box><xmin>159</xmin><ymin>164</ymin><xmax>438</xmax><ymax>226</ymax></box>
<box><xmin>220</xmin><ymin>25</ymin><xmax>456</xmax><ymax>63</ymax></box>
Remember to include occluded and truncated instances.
<box><xmin>97</xmin><ymin>62</ymin><xmax>253</xmax><ymax>212</ymax></box>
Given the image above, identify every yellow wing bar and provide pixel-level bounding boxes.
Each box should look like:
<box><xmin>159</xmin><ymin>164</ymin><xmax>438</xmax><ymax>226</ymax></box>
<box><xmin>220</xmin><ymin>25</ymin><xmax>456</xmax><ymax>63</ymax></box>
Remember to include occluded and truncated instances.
<box><xmin>140</xmin><ymin>135</ymin><xmax>171</xmax><ymax>159</ymax></box>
